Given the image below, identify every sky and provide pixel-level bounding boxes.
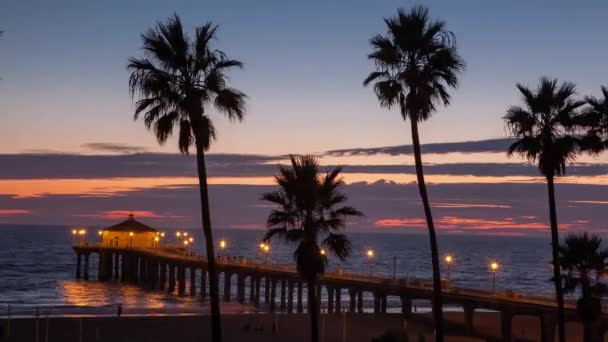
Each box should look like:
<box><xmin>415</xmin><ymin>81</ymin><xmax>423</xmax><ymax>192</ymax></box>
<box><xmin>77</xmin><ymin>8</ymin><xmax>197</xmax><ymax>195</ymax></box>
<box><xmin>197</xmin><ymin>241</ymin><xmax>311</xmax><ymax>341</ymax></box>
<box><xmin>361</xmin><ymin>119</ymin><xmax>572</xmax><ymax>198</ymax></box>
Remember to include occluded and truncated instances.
<box><xmin>0</xmin><ymin>1</ymin><xmax>607</xmax><ymax>236</ymax></box>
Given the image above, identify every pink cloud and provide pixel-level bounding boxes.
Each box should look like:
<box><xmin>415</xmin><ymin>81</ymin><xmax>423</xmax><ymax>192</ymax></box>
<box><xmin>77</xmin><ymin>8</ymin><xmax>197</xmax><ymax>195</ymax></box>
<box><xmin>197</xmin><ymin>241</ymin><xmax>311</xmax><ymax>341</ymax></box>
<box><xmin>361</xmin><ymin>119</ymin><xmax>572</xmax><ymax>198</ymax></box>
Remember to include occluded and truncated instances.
<box><xmin>0</xmin><ymin>209</ymin><xmax>30</xmax><ymax>215</ymax></box>
<box><xmin>229</xmin><ymin>223</ymin><xmax>266</xmax><ymax>230</ymax></box>
<box><xmin>374</xmin><ymin>216</ymin><xmax>582</xmax><ymax>232</ymax></box>
<box><xmin>75</xmin><ymin>210</ymin><xmax>184</xmax><ymax>221</ymax></box>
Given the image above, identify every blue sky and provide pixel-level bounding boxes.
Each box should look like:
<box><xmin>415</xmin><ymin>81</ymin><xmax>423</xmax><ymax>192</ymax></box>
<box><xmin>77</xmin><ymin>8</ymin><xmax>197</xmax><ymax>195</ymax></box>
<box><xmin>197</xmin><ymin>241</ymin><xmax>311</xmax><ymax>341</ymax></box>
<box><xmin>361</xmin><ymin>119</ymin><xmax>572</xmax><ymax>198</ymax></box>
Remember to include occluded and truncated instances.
<box><xmin>1</xmin><ymin>0</ymin><xmax>607</xmax><ymax>154</ymax></box>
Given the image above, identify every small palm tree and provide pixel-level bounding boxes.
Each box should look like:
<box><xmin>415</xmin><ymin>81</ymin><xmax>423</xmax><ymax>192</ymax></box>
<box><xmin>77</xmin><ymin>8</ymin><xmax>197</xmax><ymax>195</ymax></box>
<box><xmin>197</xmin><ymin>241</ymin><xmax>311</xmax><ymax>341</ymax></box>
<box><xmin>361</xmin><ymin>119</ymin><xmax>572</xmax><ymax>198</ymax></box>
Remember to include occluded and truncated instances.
<box><xmin>128</xmin><ymin>14</ymin><xmax>246</xmax><ymax>342</ymax></box>
<box><xmin>504</xmin><ymin>77</ymin><xmax>585</xmax><ymax>342</ymax></box>
<box><xmin>577</xmin><ymin>86</ymin><xmax>608</xmax><ymax>153</ymax></box>
<box><xmin>261</xmin><ymin>155</ymin><xmax>362</xmax><ymax>342</ymax></box>
<box><xmin>363</xmin><ymin>6</ymin><xmax>464</xmax><ymax>340</ymax></box>
<box><xmin>558</xmin><ymin>233</ymin><xmax>608</xmax><ymax>342</ymax></box>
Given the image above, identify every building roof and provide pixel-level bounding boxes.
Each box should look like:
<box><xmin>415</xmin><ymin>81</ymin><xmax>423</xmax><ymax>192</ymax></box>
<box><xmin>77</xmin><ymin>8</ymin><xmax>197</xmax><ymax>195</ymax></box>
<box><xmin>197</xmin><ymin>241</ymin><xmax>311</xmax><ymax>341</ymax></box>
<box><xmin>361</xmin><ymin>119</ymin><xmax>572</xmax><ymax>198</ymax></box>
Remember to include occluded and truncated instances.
<box><xmin>102</xmin><ymin>214</ymin><xmax>157</xmax><ymax>233</ymax></box>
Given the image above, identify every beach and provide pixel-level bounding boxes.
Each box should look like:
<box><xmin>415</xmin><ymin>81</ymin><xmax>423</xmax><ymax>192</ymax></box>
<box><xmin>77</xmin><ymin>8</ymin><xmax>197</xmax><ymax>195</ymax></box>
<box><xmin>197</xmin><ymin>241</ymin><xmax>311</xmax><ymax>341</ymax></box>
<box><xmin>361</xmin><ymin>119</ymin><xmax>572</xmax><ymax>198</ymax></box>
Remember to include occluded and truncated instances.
<box><xmin>0</xmin><ymin>311</ymin><xmax>594</xmax><ymax>342</ymax></box>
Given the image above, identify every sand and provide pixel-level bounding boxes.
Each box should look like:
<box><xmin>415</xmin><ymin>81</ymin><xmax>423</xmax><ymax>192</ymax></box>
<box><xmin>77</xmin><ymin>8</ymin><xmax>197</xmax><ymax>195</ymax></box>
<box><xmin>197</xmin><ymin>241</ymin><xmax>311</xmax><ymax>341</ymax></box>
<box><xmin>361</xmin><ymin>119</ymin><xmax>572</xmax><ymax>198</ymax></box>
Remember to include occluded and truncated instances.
<box><xmin>0</xmin><ymin>311</ymin><xmax>594</xmax><ymax>342</ymax></box>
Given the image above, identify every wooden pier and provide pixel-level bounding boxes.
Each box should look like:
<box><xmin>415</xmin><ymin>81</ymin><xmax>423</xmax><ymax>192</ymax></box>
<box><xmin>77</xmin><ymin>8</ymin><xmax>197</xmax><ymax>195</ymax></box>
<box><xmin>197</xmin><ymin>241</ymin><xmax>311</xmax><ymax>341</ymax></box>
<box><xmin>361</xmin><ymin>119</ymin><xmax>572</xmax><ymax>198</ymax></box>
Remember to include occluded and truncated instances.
<box><xmin>73</xmin><ymin>244</ymin><xmax>608</xmax><ymax>341</ymax></box>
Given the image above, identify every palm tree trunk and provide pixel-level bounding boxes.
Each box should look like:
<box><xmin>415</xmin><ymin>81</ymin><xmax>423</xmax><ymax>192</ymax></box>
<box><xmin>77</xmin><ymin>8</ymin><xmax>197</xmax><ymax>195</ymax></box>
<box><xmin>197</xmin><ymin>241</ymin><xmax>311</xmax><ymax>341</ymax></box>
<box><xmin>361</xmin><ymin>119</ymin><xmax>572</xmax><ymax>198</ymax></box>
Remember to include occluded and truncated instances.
<box><xmin>547</xmin><ymin>175</ymin><xmax>565</xmax><ymax>342</ymax></box>
<box><xmin>410</xmin><ymin>119</ymin><xmax>444</xmax><ymax>342</ymax></box>
<box><xmin>195</xmin><ymin>142</ymin><xmax>222</xmax><ymax>342</ymax></box>
<box><xmin>307</xmin><ymin>279</ymin><xmax>320</xmax><ymax>342</ymax></box>
<box><xmin>583</xmin><ymin>320</ymin><xmax>592</xmax><ymax>342</ymax></box>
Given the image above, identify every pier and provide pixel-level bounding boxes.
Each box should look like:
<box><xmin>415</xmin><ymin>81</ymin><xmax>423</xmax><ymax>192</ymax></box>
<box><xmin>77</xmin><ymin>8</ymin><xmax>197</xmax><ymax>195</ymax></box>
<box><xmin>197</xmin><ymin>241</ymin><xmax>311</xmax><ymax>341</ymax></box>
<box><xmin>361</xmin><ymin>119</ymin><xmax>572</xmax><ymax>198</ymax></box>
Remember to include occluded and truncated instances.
<box><xmin>73</xmin><ymin>244</ymin><xmax>608</xmax><ymax>341</ymax></box>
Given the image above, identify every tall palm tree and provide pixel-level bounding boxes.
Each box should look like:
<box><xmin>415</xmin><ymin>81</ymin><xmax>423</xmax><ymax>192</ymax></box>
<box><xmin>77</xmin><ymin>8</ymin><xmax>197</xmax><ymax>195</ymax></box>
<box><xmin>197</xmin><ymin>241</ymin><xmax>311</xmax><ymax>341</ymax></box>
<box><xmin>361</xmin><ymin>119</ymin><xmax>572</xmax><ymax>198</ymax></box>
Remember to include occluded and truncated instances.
<box><xmin>261</xmin><ymin>155</ymin><xmax>362</xmax><ymax>342</ymax></box>
<box><xmin>363</xmin><ymin>6</ymin><xmax>464</xmax><ymax>340</ymax></box>
<box><xmin>558</xmin><ymin>233</ymin><xmax>608</xmax><ymax>342</ymax></box>
<box><xmin>128</xmin><ymin>14</ymin><xmax>246</xmax><ymax>342</ymax></box>
<box><xmin>577</xmin><ymin>86</ymin><xmax>608</xmax><ymax>154</ymax></box>
<box><xmin>504</xmin><ymin>77</ymin><xmax>585</xmax><ymax>342</ymax></box>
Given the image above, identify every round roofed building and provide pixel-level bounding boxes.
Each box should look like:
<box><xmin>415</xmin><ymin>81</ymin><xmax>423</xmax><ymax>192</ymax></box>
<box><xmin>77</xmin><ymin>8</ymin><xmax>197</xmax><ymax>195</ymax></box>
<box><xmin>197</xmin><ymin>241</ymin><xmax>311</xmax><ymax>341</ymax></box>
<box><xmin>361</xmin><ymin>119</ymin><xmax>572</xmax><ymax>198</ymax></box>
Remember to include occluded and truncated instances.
<box><xmin>101</xmin><ymin>214</ymin><xmax>158</xmax><ymax>248</ymax></box>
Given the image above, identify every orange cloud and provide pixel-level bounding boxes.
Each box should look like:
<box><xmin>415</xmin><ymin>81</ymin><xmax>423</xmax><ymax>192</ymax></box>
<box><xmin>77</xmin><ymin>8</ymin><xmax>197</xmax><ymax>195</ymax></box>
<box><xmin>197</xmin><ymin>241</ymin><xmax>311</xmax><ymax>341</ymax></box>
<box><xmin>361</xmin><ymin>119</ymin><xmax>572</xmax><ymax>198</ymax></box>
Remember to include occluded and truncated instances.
<box><xmin>374</xmin><ymin>216</ymin><xmax>582</xmax><ymax>232</ymax></box>
<box><xmin>0</xmin><ymin>209</ymin><xmax>30</xmax><ymax>215</ymax></box>
<box><xmin>75</xmin><ymin>210</ymin><xmax>184</xmax><ymax>221</ymax></box>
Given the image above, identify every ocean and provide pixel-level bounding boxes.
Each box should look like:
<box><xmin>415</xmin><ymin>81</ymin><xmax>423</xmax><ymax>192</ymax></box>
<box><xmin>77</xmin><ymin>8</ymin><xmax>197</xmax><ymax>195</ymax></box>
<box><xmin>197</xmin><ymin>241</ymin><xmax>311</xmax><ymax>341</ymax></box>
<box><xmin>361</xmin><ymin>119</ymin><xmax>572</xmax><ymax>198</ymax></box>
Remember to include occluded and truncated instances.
<box><xmin>0</xmin><ymin>225</ymin><xmax>559</xmax><ymax>316</ymax></box>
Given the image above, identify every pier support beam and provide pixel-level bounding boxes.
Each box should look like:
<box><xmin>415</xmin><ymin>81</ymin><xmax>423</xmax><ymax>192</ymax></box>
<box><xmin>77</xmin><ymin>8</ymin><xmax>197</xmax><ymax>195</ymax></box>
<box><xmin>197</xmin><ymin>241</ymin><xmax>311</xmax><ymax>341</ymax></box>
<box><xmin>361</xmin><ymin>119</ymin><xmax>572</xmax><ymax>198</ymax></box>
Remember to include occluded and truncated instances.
<box><xmin>237</xmin><ymin>273</ymin><xmax>245</xmax><ymax>303</ymax></box>
<box><xmin>190</xmin><ymin>268</ymin><xmax>196</xmax><ymax>296</ymax></box>
<box><xmin>254</xmin><ymin>276</ymin><xmax>261</xmax><ymax>306</ymax></box>
<box><xmin>280</xmin><ymin>280</ymin><xmax>287</xmax><ymax>312</ymax></box>
<box><xmin>297</xmin><ymin>282</ymin><xmax>303</xmax><ymax>313</ymax></box>
<box><xmin>400</xmin><ymin>295</ymin><xmax>412</xmax><ymax>317</ymax></box>
<box><xmin>200</xmin><ymin>270</ymin><xmax>207</xmax><ymax>298</ymax></box>
<box><xmin>373</xmin><ymin>292</ymin><xmax>380</xmax><ymax>313</ymax></box>
<box><xmin>168</xmin><ymin>264</ymin><xmax>176</xmax><ymax>293</ymax></box>
<box><xmin>264</xmin><ymin>277</ymin><xmax>271</xmax><ymax>304</ymax></box>
<box><xmin>159</xmin><ymin>263</ymin><xmax>166</xmax><ymax>290</ymax></box>
<box><xmin>224</xmin><ymin>272</ymin><xmax>231</xmax><ymax>302</ymax></box>
<box><xmin>349</xmin><ymin>289</ymin><xmax>356</xmax><ymax>313</ymax></box>
<box><xmin>120</xmin><ymin>253</ymin><xmax>128</xmax><ymax>282</ymax></box>
<box><xmin>177</xmin><ymin>265</ymin><xmax>186</xmax><ymax>295</ymax></box>
<box><xmin>249</xmin><ymin>276</ymin><xmax>255</xmax><ymax>303</ymax></box>
<box><xmin>113</xmin><ymin>253</ymin><xmax>119</xmax><ymax>280</ymax></box>
<box><xmin>83</xmin><ymin>253</ymin><xmax>90</xmax><ymax>280</ymax></box>
<box><xmin>335</xmin><ymin>288</ymin><xmax>342</xmax><ymax>313</ymax></box>
<box><xmin>327</xmin><ymin>287</ymin><xmax>335</xmax><ymax>313</ymax></box>
<box><xmin>76</xmin><ymin>253</ymin><xmax>82</xmax><ymax>279</ymax></box>
<box><xmin>380</xmin><ymin>294</ymin><xmax>387</xmax><ymax>313</ymax></box>
<box><xmin>357</xmin><ymin>291</ymin><xmax>363</xmax><ymax>313</ymax></box>
<box><xmin>270</xmin><ymin>279</ymin><xmax>277</xmax><ymax>312</ymax></box>
<box><xmin>287</xmin><ymin>280</ymin><xmax>294</xmax><ymax>313</ymax></box>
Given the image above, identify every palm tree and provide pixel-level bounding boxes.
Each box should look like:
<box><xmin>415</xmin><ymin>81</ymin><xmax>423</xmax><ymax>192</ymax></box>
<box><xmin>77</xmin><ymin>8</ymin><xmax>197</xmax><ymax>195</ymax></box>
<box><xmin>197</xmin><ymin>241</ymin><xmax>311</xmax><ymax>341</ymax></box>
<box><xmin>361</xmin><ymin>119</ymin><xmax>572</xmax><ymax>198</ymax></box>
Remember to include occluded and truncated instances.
<box><xmin>261</xmin><ymin>155</ymin><xmax>363</xmax><ymax>342</ymax></box>
<box><xmin>363</xmin><ymin>6</ymin><xmax>464</xmax><ymax>340</ymax></box>
<box><xmin>128</xmin><ymin>14</ymin><xmax>246</xmax><ymax>342</ymax></box>
<box><xmin>558</xmin><ymin>233</ymin><xmax>608</xmax><ymax>342</ymax></box>
<box><xmin>577</xmin><ymin>86</ymin><xmax>608</xmax><ymax>154</ymax></box>
<box><xmin>504</xmin><ymin>77</ymin><xmax>585</xmax><ymax>342</ymax></box>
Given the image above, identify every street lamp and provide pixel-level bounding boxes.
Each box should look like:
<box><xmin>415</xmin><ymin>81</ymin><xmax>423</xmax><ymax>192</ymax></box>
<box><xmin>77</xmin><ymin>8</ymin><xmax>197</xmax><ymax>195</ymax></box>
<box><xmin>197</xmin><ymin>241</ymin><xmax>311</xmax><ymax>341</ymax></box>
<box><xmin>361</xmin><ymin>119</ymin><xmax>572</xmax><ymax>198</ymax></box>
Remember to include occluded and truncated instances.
<box><xmin>320</xmin><ymin>249</ymin><xmax>326</xmax><ymax>256</ymax></box>
<box><xmin>184</xmin><ymin>240</ymin><xmax>189</xmax><ymax>255</ymax></box>
<box><xmin>184</xmin><ymin>232</ymin><xmax>188</xmax><ymax>237</ymax></box>
<box><xmin>366</xmin><ymin>249</ymin><xmax>375</xmax><ymax>275</ymax></box>
<box><xmin>490</xmin><ymin>261</ymin><xmax>499</xmax><ymax>293</ymax></box>
<box><xmin>260</xmin><ymin>243</ymin><xmax>270</xmax><ymax>264</ymax></box>
<box><xmin>445</xmin><ymin>255</ymin><xmax>453</xmax><ymax>282</ymax></box>
<box><xmin>129</xmin><ymin>232</ymin><xmax>134</xmax><ymax>248</ymax></box>
<box><xmin>71</xmin><ymin>229</ymin><xmax>77</xmax><ymax>244</ymax></box>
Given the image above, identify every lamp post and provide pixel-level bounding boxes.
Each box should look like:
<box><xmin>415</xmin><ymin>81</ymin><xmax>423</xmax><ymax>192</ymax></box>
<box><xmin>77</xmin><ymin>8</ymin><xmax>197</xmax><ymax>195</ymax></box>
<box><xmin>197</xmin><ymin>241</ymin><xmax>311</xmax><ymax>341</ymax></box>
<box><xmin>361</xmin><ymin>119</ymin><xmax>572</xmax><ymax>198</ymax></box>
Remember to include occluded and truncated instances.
<box><xmin>490</xmin><ymin>261</ymin><xmax>499</xmax><ymax>293</ymax></box>
<box><xmin>129</xmin><ymin>232</ymin><xmax>134</xmax><ymax>248</ymax></box>
<box><xmin>445</xmin><ymin>255</ymin><xmax>453</xmax><ymax>282</ymax></box>
<box><xmin>260</xmin><ymin>243</ymin><xmax>270</xmax><ymax>264</ymax></box>
<box><xmin>154</xmin><ymin>236</ymin><xmax>159</xmax><ymax>248</ymax></box>
<box><xmin>79</xmin><ymin>229</ymin><xmax>86</xmax><ymax>245</ymax></box>
<box><xmin>219</xmin><ymin>239</ymin><xmax>226</xmax><ymax>259</ymax></box>
<box><xmin>71</xmin><ymin>229</ymin><xmax>77</xmax><ymax>245</ymax></box>
<box><xmin>366</xmin><ymin>249</ymin><xmax>375</xmax><ymax>275</ymax></box>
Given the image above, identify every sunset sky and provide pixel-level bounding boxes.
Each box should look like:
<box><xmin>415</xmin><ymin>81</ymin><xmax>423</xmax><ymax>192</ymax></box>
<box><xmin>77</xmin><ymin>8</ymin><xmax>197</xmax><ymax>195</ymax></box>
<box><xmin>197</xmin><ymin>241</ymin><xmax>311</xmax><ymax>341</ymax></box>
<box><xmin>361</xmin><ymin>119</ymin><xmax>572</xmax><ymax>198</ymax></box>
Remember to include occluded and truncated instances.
<box><xmin>0</xmin><ymin>1</ymin><xmax>607</xmax><ymax>236</ymax></box>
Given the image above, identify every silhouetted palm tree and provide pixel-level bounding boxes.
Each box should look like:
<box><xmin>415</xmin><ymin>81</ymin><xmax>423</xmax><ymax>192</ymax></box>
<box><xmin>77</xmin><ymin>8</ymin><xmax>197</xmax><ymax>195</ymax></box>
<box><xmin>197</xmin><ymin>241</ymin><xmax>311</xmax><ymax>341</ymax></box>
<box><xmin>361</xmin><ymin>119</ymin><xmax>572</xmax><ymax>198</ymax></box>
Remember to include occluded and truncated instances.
<box><xmin>261</xmin><ymin>155</ymin><xmax>362</xmax><ymax>342</ymax></box>
<box><xmin>363</xmin><ymin>6</ymin><xmax>464</xmax><ymax>340</ymax></box>
<box><xmin>558</xmin><ymin>233</ymin><xmax>608</xmax><ymax>342</ymax></box>
<box><xmin>504</xmin><ymin>77</ymin><xmax>585</xmax><ymax>342</ymax></box>
<box><xmin>577</xmin><ymin>86</ymin><xmax>608</xmax><ymax>154</ymax></box>
<box><xmin>128</xmin><ymin>14</ymin><xmax>246</xmax><ymax>342</ymax></box>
